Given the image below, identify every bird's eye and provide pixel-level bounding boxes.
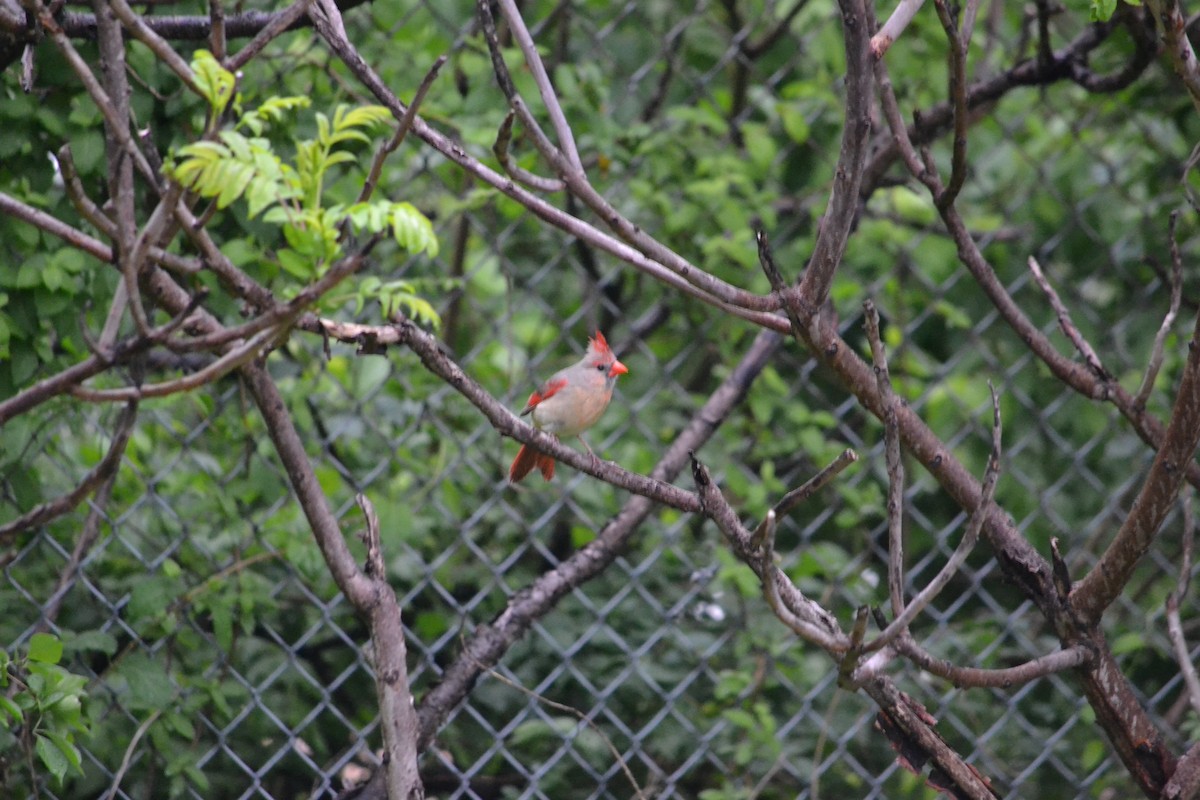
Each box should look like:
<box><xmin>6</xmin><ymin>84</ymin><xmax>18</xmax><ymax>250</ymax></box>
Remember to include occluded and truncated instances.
<box><xmin>596</xmin><ymin>364</ymin><xmax>605</xmax><ymax>371</ymax></box>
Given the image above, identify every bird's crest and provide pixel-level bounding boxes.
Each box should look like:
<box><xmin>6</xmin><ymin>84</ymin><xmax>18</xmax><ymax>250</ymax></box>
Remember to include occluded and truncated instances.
<box><xmin>588</xmin><ymin>331</ymin><xmax>612</xmax><ymax>357</ymax></box>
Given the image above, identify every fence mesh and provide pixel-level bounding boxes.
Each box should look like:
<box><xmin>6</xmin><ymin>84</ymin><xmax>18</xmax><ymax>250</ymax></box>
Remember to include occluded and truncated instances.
<box><xmin>3</xmin><ymin>0</ymin><xmax>1199</xmax><ymax>798</ymax></box>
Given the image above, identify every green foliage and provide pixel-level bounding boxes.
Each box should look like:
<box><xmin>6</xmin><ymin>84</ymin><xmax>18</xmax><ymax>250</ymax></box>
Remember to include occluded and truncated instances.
<box><xmin>0</xmin><ymin>634</ymin><xmax>90</xmax><ymax>786</ymax></box>
<box><xmin>166</xmin><ymin>51</ymin><xmax>437</xmax><ymax>305</ymax></box>
<box><xmin>190</xmin><ymin>49</ymin><xmax>237</xmax><ymax>120</ymax></box>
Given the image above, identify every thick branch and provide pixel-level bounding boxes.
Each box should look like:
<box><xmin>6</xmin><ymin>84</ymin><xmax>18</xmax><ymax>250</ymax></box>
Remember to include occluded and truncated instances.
<box><xmin>1072</xmin><ymin>306</ymin><xmax>1200</xmax><ymax>623</ymax></box>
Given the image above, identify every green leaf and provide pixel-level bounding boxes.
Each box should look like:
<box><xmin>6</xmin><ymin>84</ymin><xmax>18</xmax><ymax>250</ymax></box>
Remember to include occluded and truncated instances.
<box><xmin>28</xmin><ymin>633</ymin><xmax>63</xmax><ymax>665</ymax></box>
<box><xmin>189</xmin><ymin>49</ymin><xmax>236</xmax><ymax>113</ymax></box>
<box><xmin>36</xmin><ymin>732</ymin><xmax>71</xmax><ymax>784</ymax></box>
<box><xmin>1089</xmin><ymin>0</ymin><xmax>1118</xmax><ymax>20</ymax></box>
<box><xmin>117</xmin><ymin>654</ymin><xmax>175</xmax><ymax>712</ymax></box>
<box><xmin>43</xmin><ymin>731</ymin><xmax>82</xmax><ymax>772</ymax></box>
<box><xmin>0</xmin><ymin>695</ymin><xmax>22</xmax><ymax>724</ymax></box>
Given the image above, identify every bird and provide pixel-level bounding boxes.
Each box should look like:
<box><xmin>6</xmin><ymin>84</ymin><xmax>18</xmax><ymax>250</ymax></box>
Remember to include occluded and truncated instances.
<box><xmin>509</xmin><ymin>331</ymin><xmax>629</xmax><ymax>482</ymax></box>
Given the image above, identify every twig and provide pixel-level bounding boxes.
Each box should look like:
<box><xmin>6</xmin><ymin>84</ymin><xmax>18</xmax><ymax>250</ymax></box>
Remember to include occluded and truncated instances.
<box><xmin>691</xmin><ymin>454</ymin><xmax>847</xmax><ymax>651</ymax></box>
<box><xmin>1163</xmin><ymin>739</ymin><xmax>1200</xmax><ymax>800</ymax></box>
<box><xmin>102</xmin><ymin>710</ymin><xmax>162</xmax><ymax>800</ymax></box>
<box><xmin>357</xmin><ymin>54</ymin><xmax>447</xmax><ymax>206</ymax></box>
<box><xmin>69</xmin><ymin>326</ymin><xmax>282</xmax><ymax>402</ymax></box>
<box><xmin>57</xmin><ymin>146</ymin><xmax>201</xmax><ymax>276</ymax></box>
<box><xmin>862</xmin><ymin>678</ymin><xmax>999</xmax><ymax>799</ymax></box>
<box><xmin>754</xmin><ymin>507</ymin><xmax>849</xmax><ymax>648</ymax></box>
<box><xmin>38</xmin><ymin>464</ymin><xmax>121</xmax><ymax>627</ymax></box>
<box><xmin>742</xmin><ymin>0</ymin><xmax>811</xmax><ymax>58</ymax></box>
<box><xmin>960</xmin><ymin>0</ymin><xmax>981</xmax><ymax>46</ymax></box>
<box><xmin>495</xmin><ymin>0</ymin><xmax>584</xmax><ymax>175</ymax></box>
<box><xmin>493</xmin><ymin>110</ymin><xmax>566</xmax><ymax>192</ymax></box>
<box><xmin>106</xmin><ymin>0</ymin><xmax>201</xmax><ymax>94</ymax></box>
<box><xmin>1027</xmin><ymin>256</ymin><xmax>1107</xmax><ymax>379</ymax></box>
<box><xmin>1136</xmin><ymin>213</ymin><xmax>1185</xmax><ymax>408</ymax></box>
<box><xmin>773</xmin><ymin>448</ymin><xmax>859</xmax><ymax>520</ymax></box>
<box><xmin>210</xmin><ymin>0</ymin><xmax>227</xmax><ymax>61</ymax></box>
<box><xmin>757</xmin><ymin>228</ymin><xmax>805</xmax><ymax>338</ymax></box>
<box><xmin>34</xmin><ymin>1</ymin><xmax>158</xmax><ymax>185</ymax></box>
<box><xmin>890</xmin><ymin>637</ymin><xmax>1093</xmax><ymax>688</ymax></box>
<box><xmin>226</xmin><ymin>0</ymin><xmax>312</xmax><ymax>72</ymax></box>
<box><xmin>476</xmin><ymin>0</ymin><xmax>564</xmax><ymax>170</ymax></box>
<box><xmin>933</xmin><ymin>0</ymin><xmax>969</xmax><ymax>210</ymax></box>
<box><xmin>312</xmin><ymin>4</ymin><xmax>785</xmax><ymax>321</ymax></box>
<box><xmin>1166</xmin><ymin>493</ymin><xmax>1200</xmax><ymax>720</ymax></box>
<box><xmin>871</xmin><ymin>0</ymin><xmax>926</xmax><ymax>58</ymax></box>
<box><xmin>94</xmin><ymin>0</ymin><xmax>153</xmax><ymax>342</ymax></box>
<box><xmin>864</xmin><ymin>300</ymin><xmax>907</xmax><ymax>619</ymax></box>
<box><xmin>172</xmin><ymin>200</ymin><xmax>278</xmax><ymax>312</ymax></box>
<box><xmin>0</xmin><ymin>401</ymin><xmax>137</xmax><ymax>543</ymax></box>
<box><xmin>1144</xmin><ymin>0</ymin><xmax>1200</xmax><ymax>113</ymax></box>
<box><xmin>867</xmin><ymin>384</ymin><xmax>1000</xmax><ymax>652</ymax></box>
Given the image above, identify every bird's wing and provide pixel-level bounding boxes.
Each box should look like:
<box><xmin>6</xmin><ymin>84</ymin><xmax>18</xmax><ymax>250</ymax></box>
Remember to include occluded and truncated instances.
<box><xmin>520</xmin><ymin>377</ymin><xmax>568</xmax><ymax>416</ymax></box>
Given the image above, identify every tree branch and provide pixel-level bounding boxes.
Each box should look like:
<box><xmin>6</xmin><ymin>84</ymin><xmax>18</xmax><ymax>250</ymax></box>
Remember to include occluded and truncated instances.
<box><xmin>1072</xmin><ymin>305</ymin><xmax>1200</xmax><ymax>623</ymax></box>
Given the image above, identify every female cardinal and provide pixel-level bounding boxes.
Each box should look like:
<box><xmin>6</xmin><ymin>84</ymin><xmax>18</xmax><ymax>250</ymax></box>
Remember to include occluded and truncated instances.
<box><xmin>509</xmin><ymin>331</ymin><xmax>629</xmax><ymax>482</ymax></box>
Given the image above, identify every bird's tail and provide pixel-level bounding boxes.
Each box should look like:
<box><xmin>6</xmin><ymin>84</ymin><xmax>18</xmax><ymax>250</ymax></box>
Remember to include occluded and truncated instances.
<box><xmin>509</xmin><ymin>444</ymin><xmax>556</xmax><ymax>482</ymax></box>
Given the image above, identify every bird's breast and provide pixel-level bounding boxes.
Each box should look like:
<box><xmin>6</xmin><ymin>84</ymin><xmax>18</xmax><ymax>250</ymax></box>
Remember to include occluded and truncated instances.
<box><xmin>531</xmin><ymin>383</ymin><xmax>614</xmax><ymax>437</ymax></box>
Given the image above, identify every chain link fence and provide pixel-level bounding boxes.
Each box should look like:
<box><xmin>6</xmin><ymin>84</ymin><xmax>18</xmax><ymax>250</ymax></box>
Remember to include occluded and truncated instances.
<box><xmin>2</xmin><ymin>0</ymin><xmax>1198</xmax><ymax>798</ymax></box>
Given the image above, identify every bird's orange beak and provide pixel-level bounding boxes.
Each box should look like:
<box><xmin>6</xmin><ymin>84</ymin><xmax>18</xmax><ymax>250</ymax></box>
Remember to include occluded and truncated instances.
<box><xmin>610</xmin><ymin>360</ymin><xmax>629</xmax><ymax>377</ymax></box>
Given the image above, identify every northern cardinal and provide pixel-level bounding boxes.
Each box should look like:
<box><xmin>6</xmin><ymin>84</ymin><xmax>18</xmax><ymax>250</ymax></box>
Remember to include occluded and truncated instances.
<box><xmin>509</xmin><ymin>331</ymin><xmax>629</xmax><ymax>482</ymax></box>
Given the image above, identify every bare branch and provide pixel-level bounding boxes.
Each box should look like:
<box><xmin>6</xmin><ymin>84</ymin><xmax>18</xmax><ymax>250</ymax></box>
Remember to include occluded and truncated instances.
<box><xmin>863</xmin><ymin>678</ymin><xmax>1000</xmax><ymax>799</ymax></box>
<box><xmin>1164</xmin><ymin>740</ymin><xmax>1200</xmax><ymax>800</ymax></box>
<box><xmin>357</xmin><ymin>54</ymin><xmax>447</xmax><ymax>206</ymax></box>
<box><xmin>868</xmin><ymin>385</ymin><xmax>1000</xmax><ymax>652</ymax></box>
<box><xmin>864</xmin><ymin>300</ymin><xmax>906</xmax><ymax>619</ymax></box>
<box><xmin>1144</xmin><ymin>0</ymin><xmax>1200</xmax><ymax>113</ymax></box>
<box><xmin>691</xmin><ymin>454</ymin><xmax>847</xmax><ymax>651</ymax></box>
<box><xmin>1166</xmin><ymin>493</ymin><xmax>1200</xmax><ymax>720</ymax></box>
<box><xmin>210</xmin><ymin>0</ymin><xmax>227</xmax><ymax>60</ymax></box>
<box><xmin>1072</xmin><ymin>305</ymin><xmax>1200</xmax><ymax>623</ymax></box>
<box><xmin>493</xmin><ymin>110</ymin><xmax>565</xmax><ymax>192</ymax></box>
<box><xmin>796</xmin><ymin>0</ymin><xmax>872</xmax><ymax>309</ymax></box>
<box><xmin>1027</xmin><ymin>255</ymin><xmax>1108</xmax><ymax>379</ymax></box>
<box><xmin>106</xmin><ymin>0</ymin><xmax>200</xmax><ymax>94</ymax></box>
<box><xmin>933</xmin><ymin>0</ymin><xmax>969</xmax><ymax>210</ymax></box>
<box><xmin>58</xmin><ymin>146</ymin><xmax>202</xmax><ymax>276</ymax></box>
<box><xmin>494</xmin><ymin>0</ymin><xmax>584</xmax><ymax>175</ymax></box>
<box><xmin>226</xmin><ymin>0</ymin><xmax>312</xmax><ymax>72</ymax></box>
<box><xmin>874</xmin><ymin>44</ymin><xmax>1200</xmax><ymax>505</ymax></box>
<box><xmin>70</xmin><ymin>326</ymin><xmax>282</xmax><ymax>402</ymax></box>
<box><xmin>890</xmin><ymin>637</ymin><xmax>1093</xmax><ymax>689</ymax></box>
<box><xmin>773</xmin><ymin>448</ymin><xmax>859</xmax><ymax>520</ymax></box>
<box><xmin>871</xmin><ymin>0</ymin><xmax>925</xmax><ymax>58</ymax></box>
<box><xmin>0</xmin><ymin>401</ymin><xmax>137</xmax><ymax>543</ymax></box>
<box><xmin>1137</xmin><ymin>213</ymin><xmax>1185</xmax><ymax>408</ymax></box>
<box><xmin>38</xmin><ymin>460</ymin><xmax>121</xmax><ymax>626</ymax></box>
<box><xmin>35</xmin><ymin>2</ymin><xmax>158</xmax><ymax>185</ymax></box>
<box><xmin>354</xmin><ymin>494</ymin><xmax>423</xmax><ymax>800</ymax></box>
